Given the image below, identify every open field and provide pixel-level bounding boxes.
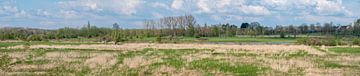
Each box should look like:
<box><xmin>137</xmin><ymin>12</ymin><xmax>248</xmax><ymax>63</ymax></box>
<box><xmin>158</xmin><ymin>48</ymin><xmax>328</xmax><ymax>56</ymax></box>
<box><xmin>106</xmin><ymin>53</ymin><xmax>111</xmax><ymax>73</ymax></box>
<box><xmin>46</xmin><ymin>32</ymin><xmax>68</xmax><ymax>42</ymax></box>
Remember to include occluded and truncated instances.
<box><xmin>1</xmin><ymin>43</ymin><xmax>360</xmax><ymax>76</ymax></box>
<box><xmin>123</xmin><ymin>37</ymin><xmax>299</xmax><ymax>43</ymax></box>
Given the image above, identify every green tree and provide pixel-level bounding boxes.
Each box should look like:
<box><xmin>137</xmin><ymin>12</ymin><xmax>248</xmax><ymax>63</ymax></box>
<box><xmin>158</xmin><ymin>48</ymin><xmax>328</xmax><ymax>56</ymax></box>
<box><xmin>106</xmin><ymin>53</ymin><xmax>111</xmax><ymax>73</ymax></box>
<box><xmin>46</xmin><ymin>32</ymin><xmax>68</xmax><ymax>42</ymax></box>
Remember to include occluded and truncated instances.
<box><xmin>354</xmin><ymin>19</ymin><xmax>360</xmax><ymax>37</ymax></box>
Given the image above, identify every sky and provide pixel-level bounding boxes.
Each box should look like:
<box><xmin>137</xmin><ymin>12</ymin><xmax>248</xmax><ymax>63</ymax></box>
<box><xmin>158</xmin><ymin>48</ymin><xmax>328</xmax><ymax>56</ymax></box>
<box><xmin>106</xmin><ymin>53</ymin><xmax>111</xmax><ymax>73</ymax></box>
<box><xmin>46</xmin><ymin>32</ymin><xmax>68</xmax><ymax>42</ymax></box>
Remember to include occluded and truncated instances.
<box><xmin>0</xmin><ymin>0</ymin><xmax>360</xmax><ymax>29</ymax></box>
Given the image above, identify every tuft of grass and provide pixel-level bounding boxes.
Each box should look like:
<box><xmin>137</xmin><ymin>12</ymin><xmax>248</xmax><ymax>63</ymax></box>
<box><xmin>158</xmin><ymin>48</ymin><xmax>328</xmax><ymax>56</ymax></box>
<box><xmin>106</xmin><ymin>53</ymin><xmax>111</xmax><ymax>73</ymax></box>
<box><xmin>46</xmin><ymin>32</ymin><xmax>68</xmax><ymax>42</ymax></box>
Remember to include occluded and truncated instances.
<box><xmin>328</xmin><ymin>47</ymin><xmax>360</xmax><ymax>54</ymax></box>
<box><xmin>323</xmin><ymin>62</ymin><xmax>347</xmax><ymax>68</ymax></box>
<box><xmin>314</xmin><ymin>58</ymin><xmax>351</xmax><ymax>68</ymax></box>
<box><xmin>0</xmin><ymin>48</ymin><xmax>25</xmax><ymax>52</ymax></box>
<box><xmin>0</xmin><ymin>55</ymin><xmax>11</xmax><ymax>67</ymax></box>
<box><xmin>312</xmin><ymin>46</ymin><xmax>327</xmax><ymax>53</ymax></box>
<box><xmin>146</xmin><ymin>49</ymin><xmax>200</xmax><ymax>57</ymax></box>
<box><xmin>288</xmin><ymin>50</ymin><xmax>309</xmax><ymax>57</ymax></box>
<box><xmin>190</xmin><ymin>58</ymin><xmax>261</xmax><ymax>75</ymax></box>
<box><xmin>22</xmin><ymin>60</ymin><xmax>51</xmax><ymax>65</ymax></box>
<box><xmin>212</xmin><ymin>52</ymin><xmax>258</xmax><ymax>57</ymax></box>
<box><xmin>116</xmin><ymin>49</ymin><xmax>149</xmax><ymax>64</ymax></box>
<box><xmin>162</xmin><ymin>58</ymin><xmax>185</xmax><ymax>69</ymax></box>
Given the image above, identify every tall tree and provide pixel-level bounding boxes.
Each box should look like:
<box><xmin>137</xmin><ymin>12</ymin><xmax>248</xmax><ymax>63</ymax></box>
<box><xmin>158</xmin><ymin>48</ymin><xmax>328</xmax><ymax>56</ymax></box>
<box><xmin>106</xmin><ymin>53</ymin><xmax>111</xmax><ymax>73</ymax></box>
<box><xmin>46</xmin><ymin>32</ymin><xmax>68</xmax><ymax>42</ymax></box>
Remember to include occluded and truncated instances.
<box><xmin>113</xmin><ymin>23</ymin><xmax>120</xmax><ymax>30</ymax></box>
<box><xmin>354</xmin><ymin>19</ymin><xmax>360</xmax><ymax>37</ymax></box>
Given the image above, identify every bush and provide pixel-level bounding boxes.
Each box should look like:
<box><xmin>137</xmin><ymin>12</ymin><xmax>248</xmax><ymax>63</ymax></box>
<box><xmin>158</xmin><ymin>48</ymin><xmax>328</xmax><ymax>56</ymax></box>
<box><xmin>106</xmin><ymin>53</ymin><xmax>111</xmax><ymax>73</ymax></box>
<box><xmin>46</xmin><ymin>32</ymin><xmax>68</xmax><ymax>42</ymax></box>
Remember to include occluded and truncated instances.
<box><xmin>296</xmin><ymin>38</ymin><xmax>308</xmax><ymax>44</ymax></box>
<box><xmin>324</xmin><ymin>39</ymin><xmax>338</xmax><ymax>46</ymax></box>
<box><xmin>156</xmin><ymin>36</ymin><xmax>162</xmax><ymax>43</ymax></box>
<box><xmin>298</xmin><ymin>38</ymin><xmax>338</xmax><ymax>46</ymax></box>
<box><xmin>280</xmin><ymin>33</ymin><xmax>285</xmax><ymax>38</ymax></box>
<box><xmin>27</xmin><ymin>35</ymin><xmax>44</xmax><ymax>41</ymax></box>
<box><xmin>353</xmin><ymin>39</ymin><xmax>360</xmax><ymax>46</ymax></box>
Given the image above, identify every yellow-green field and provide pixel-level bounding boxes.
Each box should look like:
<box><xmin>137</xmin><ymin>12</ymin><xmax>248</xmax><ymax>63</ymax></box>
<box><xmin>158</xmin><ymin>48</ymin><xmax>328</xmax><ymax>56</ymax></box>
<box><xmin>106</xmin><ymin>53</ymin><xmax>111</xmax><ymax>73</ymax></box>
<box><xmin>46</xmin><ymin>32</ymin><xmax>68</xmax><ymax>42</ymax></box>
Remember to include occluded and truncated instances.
<box><xmin>1</xmin><ymin>43</ymin><xmax>360</xmax><ymax>76</ymax></box>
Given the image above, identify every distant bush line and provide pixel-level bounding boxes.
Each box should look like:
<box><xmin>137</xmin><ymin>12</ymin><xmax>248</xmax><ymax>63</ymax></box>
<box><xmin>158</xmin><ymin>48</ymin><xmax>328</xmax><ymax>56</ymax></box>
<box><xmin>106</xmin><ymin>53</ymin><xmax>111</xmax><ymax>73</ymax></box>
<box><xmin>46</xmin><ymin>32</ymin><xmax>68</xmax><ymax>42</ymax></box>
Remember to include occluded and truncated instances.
<box><xmin>1</xmin><ymin>15</ymin><xmax>360</xmax><ymax>45</ymax></box>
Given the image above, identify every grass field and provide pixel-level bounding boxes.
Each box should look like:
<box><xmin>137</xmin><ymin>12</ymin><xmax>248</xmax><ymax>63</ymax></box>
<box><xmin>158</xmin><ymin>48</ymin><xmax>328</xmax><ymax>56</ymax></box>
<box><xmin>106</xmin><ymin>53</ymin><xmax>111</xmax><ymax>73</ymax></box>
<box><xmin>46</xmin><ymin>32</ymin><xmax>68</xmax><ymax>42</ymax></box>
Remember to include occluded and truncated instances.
<box><xmin>0</xmin><ymin>37</ymin><xmax>298</xmax><ymax>48</ymax></box>
<box><xmin>132</xmin><ymin>37</ymin><xmax>299</xmax><ymax>43</ymax></box>
<box><xmin>0</xmin><ymin>42</ymin><xmax>102</xmax><ymax>48</ymax></box>
<box><xmin>0</xmin><ymin>43</ymin><xmax>359</xmax><ymax>75</ymax></box>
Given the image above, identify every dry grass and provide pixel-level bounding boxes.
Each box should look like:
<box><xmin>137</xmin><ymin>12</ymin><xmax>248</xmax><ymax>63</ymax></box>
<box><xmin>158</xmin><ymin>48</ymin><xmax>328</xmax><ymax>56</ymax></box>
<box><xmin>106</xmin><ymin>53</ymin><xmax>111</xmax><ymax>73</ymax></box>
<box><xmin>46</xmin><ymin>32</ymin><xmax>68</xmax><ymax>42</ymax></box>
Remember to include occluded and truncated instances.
<box><xmin>1</xmin><ymin>43</ymin><xmax>359</xmax><ymax>75</ymax></box>
<box><xmin>11</xmin><ymin>43</ymin><xmax>326</xmax><ymax>55</ymax></box>
<box><xmin>84</xmin><ymin>54</ymin><xmax>117</xmax><ymax>69</ymax></box>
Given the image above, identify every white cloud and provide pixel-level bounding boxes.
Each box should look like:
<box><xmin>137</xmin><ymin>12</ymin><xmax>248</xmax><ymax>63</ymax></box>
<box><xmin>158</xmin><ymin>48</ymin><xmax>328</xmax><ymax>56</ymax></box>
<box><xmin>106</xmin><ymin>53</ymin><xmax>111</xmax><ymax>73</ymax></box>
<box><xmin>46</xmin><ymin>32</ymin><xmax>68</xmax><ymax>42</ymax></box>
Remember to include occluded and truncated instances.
<box><xmin>152</xmin><ymin>2</ymin><xmax>170</xmax><ymax>10</ymax></box>
<box><xmin>58</xmin><ymin>0</ymin><xmax>144</xmax><ymax>16</ymax></box>
<box><xmin>61</xmin><ymin>10</ymin><xmax>78</xmax><ymax>19</ymax></box>
<box><xmin>315</xmin><ymin>0</ymin><xmax>351</xmax><ymax>16</ymax></box>
<box><xmin>171</xmin><ymin>0</ymin><xmax>184</xmax><ymax>10</ymax></box>
<box><xmin>196</xmin><ymin>0</ymin><xmax>245</xmax><ymax>13</ymax></box>
<box><xmin>0</xmin><ymin>5</ymin><xmax>30</xmax><ymax>18</ymax></box>
<box><xmin>240</xmin><ymin>5</ymin><xmax>271</xmax><ymax>16</ymax></box>
<box><xmin>261</xmin><ymin>0</ymin><xmax>351</xmax><ymax>16</ymax></box>
<box><xmin>170</xmin><ymin>0</ymin><xmax>270</xmax><ymax>16</ymax></box>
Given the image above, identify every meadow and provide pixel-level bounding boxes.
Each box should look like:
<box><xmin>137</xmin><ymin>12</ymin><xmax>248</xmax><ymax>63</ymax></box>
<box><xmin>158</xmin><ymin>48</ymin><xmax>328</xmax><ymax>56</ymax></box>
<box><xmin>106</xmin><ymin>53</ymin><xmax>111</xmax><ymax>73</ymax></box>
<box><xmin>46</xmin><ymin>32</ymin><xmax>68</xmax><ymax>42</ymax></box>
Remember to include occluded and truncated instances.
<box><xmin>1</xmin><ymin>37</ymin><xmax>360</xmax><ymax>76</ymax></box>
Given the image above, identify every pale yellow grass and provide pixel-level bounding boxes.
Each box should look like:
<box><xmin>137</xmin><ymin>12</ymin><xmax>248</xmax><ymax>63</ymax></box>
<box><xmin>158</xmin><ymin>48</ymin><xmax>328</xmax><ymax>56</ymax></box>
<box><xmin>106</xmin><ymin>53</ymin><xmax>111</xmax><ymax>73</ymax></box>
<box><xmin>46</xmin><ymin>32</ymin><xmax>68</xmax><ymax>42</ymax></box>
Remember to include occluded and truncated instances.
<box><xmin>10</xmin><ymin>64</ymin><xmax>57</xmax><ymax>71</ymax></box>
<box><xmin>84</xmin><ymin>54</ymin><xmax>117</xmax><ymax>69</ymax></box>
<box><xmin>122</xmin><ymin>56</ymin><xmax>162</xmax><ymax>68</ymax></box>
<box><xmin>152</xmin><ymin>65</ymin><xmax>203</xmax><ymax>76</ymax></box>
<box><xmin>13</xmin><ymin>43</ymin><xmax>326</xmax><ymax>55</ymax></box>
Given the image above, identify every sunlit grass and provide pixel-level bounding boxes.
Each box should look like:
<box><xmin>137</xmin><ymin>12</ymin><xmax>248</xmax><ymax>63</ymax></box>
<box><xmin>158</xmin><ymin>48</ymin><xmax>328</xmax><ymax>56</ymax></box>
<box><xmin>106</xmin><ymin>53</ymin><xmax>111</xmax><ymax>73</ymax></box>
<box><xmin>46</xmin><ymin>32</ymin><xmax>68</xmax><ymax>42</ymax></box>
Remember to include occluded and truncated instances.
<box><xmin>328</xmin><ymin>47</ymin><xmax>360</xmax><ymax>54</ymax></box>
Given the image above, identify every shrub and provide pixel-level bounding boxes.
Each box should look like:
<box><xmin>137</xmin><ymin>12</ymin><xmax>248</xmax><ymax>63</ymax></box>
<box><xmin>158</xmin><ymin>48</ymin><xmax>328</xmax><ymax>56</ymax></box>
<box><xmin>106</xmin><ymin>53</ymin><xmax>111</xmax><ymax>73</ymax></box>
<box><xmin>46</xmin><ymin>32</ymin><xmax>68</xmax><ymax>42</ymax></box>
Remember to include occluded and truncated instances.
<box><xmin>27</xmin><ymin>35</ymin><xmax>44</xmax><ymax>41</ymax></box>
<box><xmin>299</xmin><ymin>38</ymin><xmax>338</xmax><ymax>46</ymax></box>
<box><xmin>280</xmin><ymin>33</ymin><xmax>285</xmax><ymax>38</ymax></box>
<box><xmin>296</xmin><ymin>38</ymin><xmax>308</xmax><ymax>44</ymax></box>
<box><xmin>156</xmin><ymin>36</ymin><xmax>162</xmax><ymax>43</ymax></box>
<box><xmin>0</xmin><ymin>55</ymin><xmax>11</xmax><ymax>67</ymax></box>
<box><xmin>353</xmin><ymin>39</ymin><xmax>360</xmax><ymax>45</ymax></box>
<box><xmin>323</xmin><ymin>39</ymin><xmax>337</xmax><ymax>46</ymax></box>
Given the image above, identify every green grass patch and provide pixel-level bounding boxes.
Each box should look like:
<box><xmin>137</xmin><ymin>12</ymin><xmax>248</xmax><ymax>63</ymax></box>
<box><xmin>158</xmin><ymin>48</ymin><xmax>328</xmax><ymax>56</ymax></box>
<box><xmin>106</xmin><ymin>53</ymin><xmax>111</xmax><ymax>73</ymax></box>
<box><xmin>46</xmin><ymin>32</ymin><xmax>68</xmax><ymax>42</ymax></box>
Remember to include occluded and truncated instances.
<box><xmin>211</xmin><ymin>52</ymin><xmax>258</xmax><ymax>57</ymax></box>
<box><xmin>145</xmin><ymin>48</ymin><xmax>201</xmax><ymax>57</ymax></box>
<box><xmin>0</xmin><ymin>41</ymin><xmax>102</xmax><ymax>48</ymax></box>
<box><xmin>130</xmin><ymin>37</ymin><xmax>298</xmax><ymax>43</ymax></box>
<box><xmin>162</xmin><ymin>58</ymin><xmax>185</xmax><ymax>69</ymax></box>
<box><xmin>22</xmin><ymin>60</ymin><xmax>51</xmax><ymax>65</ymax></box>
<box><xmin>312</xmin><ymin>46</ymin><xmax>327</xmax><ymax>53</ymax></box>
<box><xmin>116</xmin><ymin>49</ymin><xmax>150</xmax><ymax>64</ymax></box>
<box><xmin>314</xmin><ymin>58</ymin><xmax>352</xmax><ymax>68</ymax></box>
<box><xmin>190</xmin><ymin>58</ymin><xmax>261</xmax><ymax>75</ymax></box>
<box><xmin>0</xmin><ymin>55</ymin><xmax>11</xmax><ymax>67</ymax></box>
<box><xmin>206</xmin><ymin>37</ymin><xmax>297</xmax><ymax>43</ymax></box>
<box><xmin>0</xmin><ymin>48</ymin><xmax>25</xmax><ymax>52</ymax></box>
<box><xmin>323</xmin><ymin>62</ymin><xmax>348</xmax><ymax>68</ymax></box>
<box><xmin>288</xmin><ymin>50</ymin><xmax>309</xmax><ymax>57</ymax></box>
<box><xmin>328</xmin><ymin>47</ymin><xmax>360</xmax><ymax>54</ymax></box>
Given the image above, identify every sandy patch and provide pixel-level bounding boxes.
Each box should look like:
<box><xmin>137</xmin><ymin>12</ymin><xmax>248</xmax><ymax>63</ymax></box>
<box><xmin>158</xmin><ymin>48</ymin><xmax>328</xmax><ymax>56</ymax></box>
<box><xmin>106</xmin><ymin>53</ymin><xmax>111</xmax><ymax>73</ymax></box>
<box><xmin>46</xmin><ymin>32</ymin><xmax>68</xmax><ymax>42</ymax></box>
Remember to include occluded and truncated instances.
<box><xmin>84</xmin><ymin>54</ymin><xmax>117</xmax><ymax>69</ymax></box>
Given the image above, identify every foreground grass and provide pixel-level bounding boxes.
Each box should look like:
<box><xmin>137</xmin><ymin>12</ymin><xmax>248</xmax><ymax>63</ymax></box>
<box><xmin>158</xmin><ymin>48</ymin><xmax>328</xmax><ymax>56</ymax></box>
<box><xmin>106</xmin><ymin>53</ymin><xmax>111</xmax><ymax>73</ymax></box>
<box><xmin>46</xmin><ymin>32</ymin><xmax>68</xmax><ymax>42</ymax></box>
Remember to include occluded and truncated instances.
<box><xmin>190</xmin><ymin>58</ymin><xmax>261</xmax><ymax>75</ymax></box>
<box><xmin>328</xmin><ymin>47</ymin><xmax>360</xmax><ymax>54</ymax></box>
<box><xmin>1</xmin><ymin>44</ymin><xmax>360</xmax><ymax>75</ymax></box>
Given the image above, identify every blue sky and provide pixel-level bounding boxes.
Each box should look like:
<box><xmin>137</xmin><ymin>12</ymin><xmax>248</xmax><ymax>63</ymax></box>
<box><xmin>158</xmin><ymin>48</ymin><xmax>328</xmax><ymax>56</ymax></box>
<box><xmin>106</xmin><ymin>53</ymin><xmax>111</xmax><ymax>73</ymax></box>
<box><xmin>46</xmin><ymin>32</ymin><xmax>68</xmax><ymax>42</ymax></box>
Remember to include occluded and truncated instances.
<box><xmin>0</xmin><ymin>0</ymin><xmax>359</xmax><ymax>29</ymax></box>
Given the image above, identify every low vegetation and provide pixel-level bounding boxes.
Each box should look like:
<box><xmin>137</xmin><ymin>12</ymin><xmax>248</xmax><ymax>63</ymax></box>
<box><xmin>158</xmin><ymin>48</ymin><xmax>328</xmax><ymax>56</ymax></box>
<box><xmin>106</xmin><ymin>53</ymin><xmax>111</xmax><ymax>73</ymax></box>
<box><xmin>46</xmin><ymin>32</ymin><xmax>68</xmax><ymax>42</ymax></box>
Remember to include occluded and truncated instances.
<box><xmin>328</xmin><ymin>47</ymin><xmax>360</xmax><ymax>54</ymax></box>
<box><xmin>0</xmin><ymin>43</ymin><xmax>359</xmax><ymax>75</ymax></box>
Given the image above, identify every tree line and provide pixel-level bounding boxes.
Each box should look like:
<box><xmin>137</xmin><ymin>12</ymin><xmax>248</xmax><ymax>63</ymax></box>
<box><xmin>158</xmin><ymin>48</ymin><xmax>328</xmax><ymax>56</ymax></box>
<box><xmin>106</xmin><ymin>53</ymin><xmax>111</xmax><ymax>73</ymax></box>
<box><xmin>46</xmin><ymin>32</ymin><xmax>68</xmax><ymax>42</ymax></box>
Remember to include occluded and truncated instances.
<box><xmin>1</xmin><ymin>15</ymin><xmax>360</xmax><ymax>42</ymax></box>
